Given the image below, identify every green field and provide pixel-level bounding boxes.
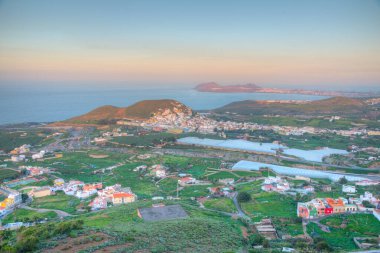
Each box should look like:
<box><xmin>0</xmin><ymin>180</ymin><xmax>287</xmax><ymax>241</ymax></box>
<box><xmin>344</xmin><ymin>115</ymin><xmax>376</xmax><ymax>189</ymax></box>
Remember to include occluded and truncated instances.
<box><xmin>307</xmin><ymin>214</ymin><xmax>380</xmax><ymax>251</ymax></box>
<box><xmin>112</xmin><ymin>132</ymin><xmax>177</xmax><ymax>146</ymax></box>
<box><xmin>22</xmin><ymin>151</ymin><xmax>129</xmax><ymax>182</ymax></box>
<box><xmin>30</xmin><ymin>192</ymin><xmax>81</xmax><ymax>214</ymax></box>
<box><xmin>203</xmin><ymin>198</ymin><xmax>237</xmax><ymax>213</ymax></box>
<box><xmin>206</xmin><ymin>171</ymin><xmax>240</xmax><ymax>181</ymax></box>
<box><xmin>180</xmin><ymin>185</ymin><xmax>211</xmax><ymax>198</ymax></box>
<box><xmin>272</xmin><ymin>217</ymin><xmax>303</xmax><ymax>236</ymax></box>
<box><xmin>0</xmin><ymin>129</ymin><xmax>51</xmax><ymax>152</ymax></box>
<box><xmin>0</xmin><ymin>169</ymin><xmax>19</xmax><ymax>182</ymax></box>
<box><xmin>248</xmin><ymin>116</ymin><xmax>366</xmax><ymax>130</ymax></box>
<box><xmin>1</xmin><ymin>208</ymin><xmax>57</xmax><ymax>223</ymax></box>
<box><xmin>75</xmin><ymin>200</ymin><xmax>244</xmax><ymax>252</ymax></box>
<box><xmin>235</xmin><ymin>180</ymin><xmax>263</xmax><ymax>193</ymax></box>
<box><xmin>240</xmin><ymin>192</ymin><xmax>297</xmax><ymax>219</ymax></box>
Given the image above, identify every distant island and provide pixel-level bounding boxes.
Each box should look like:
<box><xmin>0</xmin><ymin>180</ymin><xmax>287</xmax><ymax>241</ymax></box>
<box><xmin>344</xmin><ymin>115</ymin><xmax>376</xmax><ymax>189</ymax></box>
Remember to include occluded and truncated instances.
<box><xmin>195</xmin><ymin>82</ymin><xmax>378</xmax><ymax>97</ymax></box>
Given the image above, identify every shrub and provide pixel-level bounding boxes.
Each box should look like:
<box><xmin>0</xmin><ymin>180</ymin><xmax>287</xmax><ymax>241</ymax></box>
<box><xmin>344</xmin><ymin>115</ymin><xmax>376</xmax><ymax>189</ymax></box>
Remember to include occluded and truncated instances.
<box><xmin>237</xmin><ymin>192</ymin><xmax>251</xmax><ymax>203</ymax></box>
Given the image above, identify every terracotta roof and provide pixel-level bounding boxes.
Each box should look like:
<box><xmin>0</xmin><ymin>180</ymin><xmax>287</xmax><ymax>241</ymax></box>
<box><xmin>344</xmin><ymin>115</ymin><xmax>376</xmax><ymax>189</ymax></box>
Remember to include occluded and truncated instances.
<box><xmin>180</xmin><ymin>177</ymin><xmax>193</xmax><ymax>182</ymax></box>
<box><xmin>113</xmin><ymin>192</ymin><xmax>134</xmax><ymax>198</ymax></box>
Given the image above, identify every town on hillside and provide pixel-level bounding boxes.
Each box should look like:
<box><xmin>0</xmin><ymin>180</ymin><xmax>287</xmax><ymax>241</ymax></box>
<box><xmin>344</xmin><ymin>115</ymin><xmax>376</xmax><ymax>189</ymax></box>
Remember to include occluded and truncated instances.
<box><xmin>0</xmin><ymin>97</ymin><xmax>379</xmax><ymax>252</ymax></box>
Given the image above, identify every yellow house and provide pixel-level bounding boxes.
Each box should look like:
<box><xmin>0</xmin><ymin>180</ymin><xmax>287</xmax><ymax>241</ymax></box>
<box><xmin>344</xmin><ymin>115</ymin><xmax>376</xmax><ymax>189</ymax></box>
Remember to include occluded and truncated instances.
<box><xmin>0</xmin><ymin>198</ymin><xmax>14</xmax><ymax>208</ymax></box>
<box><xmin>112</xmin><ymin>192</ymin><xmax>136</xmax><ymax>205</ymax></box>
<box><xmin>54</xmin><ymin>178</ymin><xmax>65</xmax><ymax>186</ymax></box>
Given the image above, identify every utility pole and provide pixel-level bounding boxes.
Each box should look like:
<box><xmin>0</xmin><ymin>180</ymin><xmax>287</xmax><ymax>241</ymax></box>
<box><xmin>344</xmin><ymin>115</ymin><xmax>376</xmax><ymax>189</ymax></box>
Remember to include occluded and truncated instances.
<box><xmin>176</xmin><ymin>181</ymin><xmax>179</xmax><ymax>198</ymax></box>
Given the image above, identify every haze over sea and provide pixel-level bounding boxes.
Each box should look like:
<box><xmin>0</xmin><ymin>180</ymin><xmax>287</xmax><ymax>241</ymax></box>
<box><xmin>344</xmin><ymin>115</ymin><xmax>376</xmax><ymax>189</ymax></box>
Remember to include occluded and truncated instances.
<box><xmin>0</xmin><ymin>84</ymin><xmax>335</xmax><ymax>125</ymax></box>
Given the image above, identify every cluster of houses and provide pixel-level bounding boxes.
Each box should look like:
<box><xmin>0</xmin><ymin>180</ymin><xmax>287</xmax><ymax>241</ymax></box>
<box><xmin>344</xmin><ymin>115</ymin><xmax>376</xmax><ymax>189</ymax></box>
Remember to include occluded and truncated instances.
<box><xmin>0</xmin><ymin>188</ymin><xmax>22</xmax><ymax>217</ymax></box>
<box><xmin>261</xmin><ymin>176</ymin><xmax>290</xmax><ymax>192</ymax></box>
<box><xmin>89</xmin><ymin>184</ymin><xmax>136</xmax><ymax>210</ymax></box>
<box><xmin>10</xmin><ymin>144</ymin><xmax>30</xmax><ymax>155</ymax></box>
<box><xmin>9</xmin><ymin>144</ymin><xmax>48</xmax><ymax>162</ymax></box>
<box><xmin>113</xmin><ymin>109</ymin><xmax>377</xmax><ymax>139</ymax></box>
<box><xmin>297</xmin><ymin>192</ymin><xmax>380</xmax><ymax>220</ymax></box>
<box><xmin>26</xmin><ymin>178</ymin><xmax>137</xmax><ymax>211</ymax></box>
<box><xmin>133</xmin><ymin>164</ymin><xmax>167</xmax><ymax>179</ymax></box>
<box><xmin>31</xmin><ymin>150</ymin><xmax>45</xmax><ymax>160</ymax></box>
<box><xmin>207</xmin><ymin>178</ymin><xmax>235</xmax><ymax>198</ymax></box>
<box><xmin>21</xmin><ymin>166</ymin><xmax>49</xmax><ymax>176</ymax></box>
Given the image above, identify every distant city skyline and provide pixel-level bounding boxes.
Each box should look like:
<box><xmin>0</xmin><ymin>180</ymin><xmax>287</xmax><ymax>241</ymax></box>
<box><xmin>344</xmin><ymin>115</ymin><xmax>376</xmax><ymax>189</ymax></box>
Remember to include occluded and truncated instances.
<box><xmin>0</xmin><ymin>0</ymin><xmax>380</xmax><ymax>89</ymax></box>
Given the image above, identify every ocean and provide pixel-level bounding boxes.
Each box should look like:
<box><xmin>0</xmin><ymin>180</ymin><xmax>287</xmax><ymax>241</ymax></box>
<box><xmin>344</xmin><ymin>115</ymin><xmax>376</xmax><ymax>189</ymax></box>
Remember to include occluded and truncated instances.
<box><xmin>0</xmin><ymin>85</ymin><xmax>328</xmax><ymax>125</ymax></box>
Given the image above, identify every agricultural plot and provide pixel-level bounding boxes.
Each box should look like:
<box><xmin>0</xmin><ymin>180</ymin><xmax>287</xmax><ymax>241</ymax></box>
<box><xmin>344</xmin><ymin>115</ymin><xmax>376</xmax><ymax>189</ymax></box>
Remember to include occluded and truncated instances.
<box><xmin>307</xmin><ymin>214</ymin><xmax>380</xmax><ymax>251</ymax></box>
<box><xmin>76</xmin><ymin>200</ymin><xmax>244</xmax><ymax>253</ymax></box>
<box><xmin>23</xmin><ymin>151</ymin><xmax>129</xmax><ymax>182</ymax></box>
<box><xmin>30</xmin><ymin>191</ymin><xmax>81</xmax><ymax>214</ymax></box>
<box><xmin>0</xmin><ymin>169</ymin><xmax>19</xmax><ymax>182</ymax></box>
<box><xmin>203</xmin><ymin>198</ymin><xmax>237</xmax><ymax>213</ymax></box>
<box><xmin>0</xmin><ymin>128</ymin><xmax>51</xmax><ymax>152</ymax></box>
<box><xmin>179</xmin><ymin>185</ymin><xmax>211</xmax><ymax>198</ymax></box>
<box><xmin>1</xmin><ymin>209</ymin><xmax>57</xmax><ymax>223</ymax></box>
<box><xmin>205</xmin><ymin>171</ymin><xmax>240</xmax><ymax>181</ymax></box>
<box><xmin>111</xmin><ymin>132</ymin><xmax>176</xmax><ymax>146</ymax></box>
<box><xmin>103</xmin><ymin>162</ymin><xmax>158</xmax><ymax>198</ymax></box>
<box><xmin>240</xmin><ymin>191</ymin><xmax>297</xmax><ymax>219</ymax></box>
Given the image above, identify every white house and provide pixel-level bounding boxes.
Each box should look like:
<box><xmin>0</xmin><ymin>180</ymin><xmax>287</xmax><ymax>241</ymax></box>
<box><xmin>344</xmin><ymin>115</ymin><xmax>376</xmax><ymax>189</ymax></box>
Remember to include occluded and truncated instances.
<box><xmin>32</xmin><ymin>151</ymin><xmax>45</xmax><ymax>160</ymax></box>
<box><xmin>89</xmin><ymin>197</ymin><xmax>107</xmax><ymax>210</ymax></box>
<box><xmin>342</xmin><ymin>185</ymin><xmax>356</xmax><ymax>193</ymax></box>
<box><xmin>360</xmin><ymin>192</ymin><xmax>378</xmax><ymax>204</ymax></box>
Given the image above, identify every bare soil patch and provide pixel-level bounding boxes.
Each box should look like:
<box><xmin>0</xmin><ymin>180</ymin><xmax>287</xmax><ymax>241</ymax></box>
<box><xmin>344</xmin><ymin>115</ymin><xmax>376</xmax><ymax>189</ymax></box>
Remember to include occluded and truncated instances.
<box><xmin>89</xmin><ymin>154</ymin><xmax>109</xmax><ymax>158</ymax></box>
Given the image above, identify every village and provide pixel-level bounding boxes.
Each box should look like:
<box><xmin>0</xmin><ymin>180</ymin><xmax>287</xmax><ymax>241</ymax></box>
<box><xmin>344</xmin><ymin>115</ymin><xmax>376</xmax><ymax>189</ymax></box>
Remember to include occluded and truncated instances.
<box><xmin>0</xmin><ymin>119</ymin><xmax>379</xmax><ymax>252</ymax></box>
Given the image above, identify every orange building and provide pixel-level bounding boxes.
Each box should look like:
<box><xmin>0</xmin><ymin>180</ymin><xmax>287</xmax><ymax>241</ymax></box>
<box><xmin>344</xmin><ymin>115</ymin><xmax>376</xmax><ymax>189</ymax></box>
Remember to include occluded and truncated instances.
<box><xmin>83</xmin><ymin>183</ymin><xmax>103</xmax><ymax>192</ymax></box>
<box><xmin>326</xmin><ymin>198</ymin><xmax>345</xmax><ymax>213</ymax></box>
<box><xmin>112</xmin><ymin>192</ymin><xmax>136</xmax><ymax>205</ymax></box>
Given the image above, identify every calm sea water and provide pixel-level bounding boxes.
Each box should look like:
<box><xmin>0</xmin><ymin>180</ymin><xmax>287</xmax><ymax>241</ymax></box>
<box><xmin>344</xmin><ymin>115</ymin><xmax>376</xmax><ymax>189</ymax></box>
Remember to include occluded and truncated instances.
<box><xmin>0</xmin><ymin>85</ymin><xmax>328</xmax><ymax>125</ymax></box>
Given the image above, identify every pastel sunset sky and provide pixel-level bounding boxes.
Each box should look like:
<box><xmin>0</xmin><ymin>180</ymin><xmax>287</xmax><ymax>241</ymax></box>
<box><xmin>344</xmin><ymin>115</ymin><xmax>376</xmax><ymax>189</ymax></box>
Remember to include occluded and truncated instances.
<box><xmin>0</xmin><ymin>0</ymin><xmax>380</xmax><ymax>88</ymax></box>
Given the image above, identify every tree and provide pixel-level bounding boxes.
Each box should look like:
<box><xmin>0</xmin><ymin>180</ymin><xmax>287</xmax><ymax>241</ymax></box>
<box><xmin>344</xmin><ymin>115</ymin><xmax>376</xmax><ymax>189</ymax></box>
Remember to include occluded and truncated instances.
<box><xmin>237</xmin><ymin>192</ymin><xmax>251</xmax><ymax>203</ymax></box>
<box><xmin>362</xmin><ymin>200</ymin><xmax>375</xmax><ymax>208</ymax></box>
<box><xmin>338</xmin><ymin>176</ymin><xmax>348</xmax><ymax>185</ymax></box>
<box><xmin>21</xmin><ymin>193</ymin><xmax>29</xmax><ymax>203</ymax></box>
<box><xmin>248</xmin><ymin>234</ymin><xmax>264</xmax><ymax>246</ymax></box>
<box><xmin>295</xmin><ymin>192</ymin><xmax>301</xmax><ymax>201</ymax></box>
<box><xmin>262</xmin><ymin>239</ymin><xmax>270</xmax><ymax>248</ymax></box>
<box><xmin>315</xmin><ymin>241</ymin><xmax>331</xmax><ymax>251</ymax></box>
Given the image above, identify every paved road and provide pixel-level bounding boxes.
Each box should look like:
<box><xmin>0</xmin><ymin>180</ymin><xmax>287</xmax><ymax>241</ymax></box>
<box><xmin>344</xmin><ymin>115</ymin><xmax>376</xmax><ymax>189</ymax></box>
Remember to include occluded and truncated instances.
<box><xmin>20</xmin><ymin>205</ymin><xmax>72</xmax><ymax>218</ymax></box>
<box><xmin>232</xmin><ymin>192</ymin><xmax>251</xmax><ymax>221</ymax></box>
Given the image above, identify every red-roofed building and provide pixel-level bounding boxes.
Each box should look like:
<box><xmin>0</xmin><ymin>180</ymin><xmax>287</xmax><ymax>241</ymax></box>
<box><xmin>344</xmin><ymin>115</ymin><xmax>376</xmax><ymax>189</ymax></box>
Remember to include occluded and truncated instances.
<box><xmin>178</xmin><ymin>177</ymin><xmax>196</xmax><ymax>186</ymax></box>
<box><xmin>83</xmin><ymin>183</ymin><xmax>103</xmax><ymax>192</ymax></box>
<box><xmin>326</xmin><ymin>198</ymin><xmax>345</xmax><ymax>213</ymax></box>
<box><xmin>112</xmin><ymin>192</ymin><xmax>136</xmax><ymax>205</ymax></box>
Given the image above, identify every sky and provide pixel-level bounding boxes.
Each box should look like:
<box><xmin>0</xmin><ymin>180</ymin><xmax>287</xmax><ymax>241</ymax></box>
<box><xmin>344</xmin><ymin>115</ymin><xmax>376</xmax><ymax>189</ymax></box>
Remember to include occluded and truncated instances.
<box><xmin>0</xmin><ymin>0</ymin><xmax>380</xmax><ymax>89</ymax></box>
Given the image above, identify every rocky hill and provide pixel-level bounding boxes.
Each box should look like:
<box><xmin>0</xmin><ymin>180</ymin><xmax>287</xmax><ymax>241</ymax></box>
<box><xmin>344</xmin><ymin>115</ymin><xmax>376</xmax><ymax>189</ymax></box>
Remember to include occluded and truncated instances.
<box><xmin>64</xmin><ymin>99</ymin><xmax>193</xmax><ymax>124</ymax></box>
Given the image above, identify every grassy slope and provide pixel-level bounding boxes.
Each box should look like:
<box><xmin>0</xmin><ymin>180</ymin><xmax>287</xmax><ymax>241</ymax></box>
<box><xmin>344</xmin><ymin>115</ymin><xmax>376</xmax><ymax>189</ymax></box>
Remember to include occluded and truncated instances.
<box><xmin>30</xmin><ymin>192</ymin><xmax>81</xmax><ymax>214</ymax></box>
<box><xmin>77</xmin><ymin>200</ymin><xmax>244</xmax><ymax>252</ymax></box>
<box><xmin>0</xmin><ymin>169</ymin><xmax>19</xmax><ymax>182</ymax></box>
<box><xmin>2</xmin><ymin>209</ymin><xmax>57</xmax><ymax>223</ymax></box>
<box><xmin>307</xmin><ymin>214</ymin><xmax>380</xmax><ymax>251</ymax></box>
<box><xmin>214</xmin><ymin>97</ymin><xmax>370</xmax><ymax>117</ymax></box>
<box><xmin>203</xmin><ymin>198</ymin><xmax>237</xmax><ymax>213</ymax></box>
